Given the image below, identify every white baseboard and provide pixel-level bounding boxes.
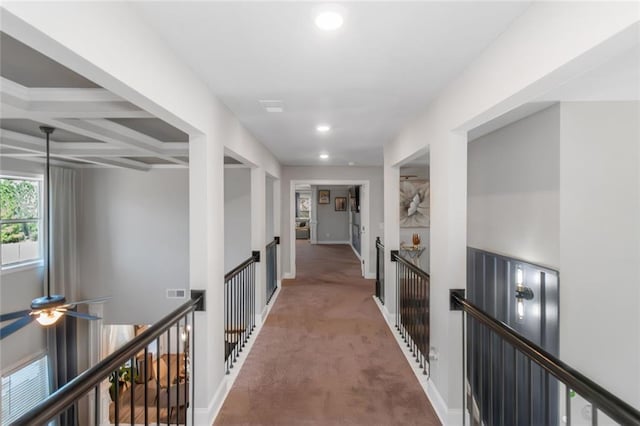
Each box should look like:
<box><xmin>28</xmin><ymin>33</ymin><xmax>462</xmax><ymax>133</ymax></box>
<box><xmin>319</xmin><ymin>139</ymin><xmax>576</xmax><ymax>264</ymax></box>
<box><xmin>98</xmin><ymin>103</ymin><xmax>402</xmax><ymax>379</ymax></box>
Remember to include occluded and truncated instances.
<box><xmin>364</xmin><ymin>271</ymin><xmax>376</xmax><ymax>279</ymax></box>
<box><xmin>209</xmin><ymin>285</ymin><xmax>282</xmax><ymax>423</ymax></box>
<box><xmin>316</xmin><ymin>240</ymin><xmax>350</xmax><ymax>244</ymax></box>
<box><xmin>372</xmin><ymin>296</ymin><xmax>458</xmax><ymax>425</ymax></box>
<box><xmin>195</xmin><ymin>376</ymin><xmax>229</xmax><ymax>425</ymax></box>
<box><xmin>350</xmin><ymin>243</ymin><xmax>362</xmax><ymax>260</ymax></box>
<box><xmin>282</xmin><ymin>272</ymin><xmax>294</xmax><ymax>279</ymax></box>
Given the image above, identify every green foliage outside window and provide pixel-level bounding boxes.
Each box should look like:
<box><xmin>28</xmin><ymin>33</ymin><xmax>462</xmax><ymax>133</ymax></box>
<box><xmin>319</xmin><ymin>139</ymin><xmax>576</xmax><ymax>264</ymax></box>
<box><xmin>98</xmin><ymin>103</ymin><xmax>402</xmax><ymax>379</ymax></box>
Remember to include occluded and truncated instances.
<box><xmin>0</xmin><ymin>178</ymin><xmax>40</xmax><ymax>244</ymax></box>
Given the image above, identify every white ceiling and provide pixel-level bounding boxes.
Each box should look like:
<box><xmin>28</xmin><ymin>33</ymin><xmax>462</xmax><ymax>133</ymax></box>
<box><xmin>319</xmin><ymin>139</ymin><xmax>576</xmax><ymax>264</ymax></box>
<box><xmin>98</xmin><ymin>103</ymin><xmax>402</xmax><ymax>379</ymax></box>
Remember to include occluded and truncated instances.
<box><xmin>134</xmin><ymin>1</ymin><xmax>531</xmax><ymax>166</ymax></box>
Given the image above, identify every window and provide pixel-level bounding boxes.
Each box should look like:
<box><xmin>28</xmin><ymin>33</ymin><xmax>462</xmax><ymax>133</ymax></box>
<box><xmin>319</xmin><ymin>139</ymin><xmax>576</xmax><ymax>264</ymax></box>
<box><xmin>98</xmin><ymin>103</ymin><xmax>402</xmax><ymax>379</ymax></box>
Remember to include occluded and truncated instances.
<box><xmin>0</xmin><ymin>177</ymin><xmax>42</xmax><ymax>267</ymax></box>
<box><xmin>1</xmin><ymin>355</ymin><xmax>50</xmax><ymax>424</ymax></box>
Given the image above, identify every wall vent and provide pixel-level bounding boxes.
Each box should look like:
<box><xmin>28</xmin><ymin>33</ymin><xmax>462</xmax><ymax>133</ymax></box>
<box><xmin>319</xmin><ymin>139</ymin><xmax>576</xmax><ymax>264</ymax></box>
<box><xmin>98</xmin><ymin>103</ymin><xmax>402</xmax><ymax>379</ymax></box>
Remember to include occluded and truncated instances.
<box><xmin>259</xmin><ymin>100</ymin><xmax>284</xmax><ymax>113</ymax></box>
<box><xmin>166</xmin><ymin>289</ymin><xmax>187</xmax><ymax>299</ymax></box>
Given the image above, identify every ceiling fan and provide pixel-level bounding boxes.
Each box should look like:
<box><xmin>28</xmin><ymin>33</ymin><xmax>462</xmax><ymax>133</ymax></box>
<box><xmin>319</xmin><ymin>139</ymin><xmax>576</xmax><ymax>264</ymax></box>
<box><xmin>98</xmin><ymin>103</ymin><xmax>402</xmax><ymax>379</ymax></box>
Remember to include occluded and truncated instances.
<box><xmin>0</xmin><ymin>126</ymin><xmax>109</xmax><ymax>340</ymax></box>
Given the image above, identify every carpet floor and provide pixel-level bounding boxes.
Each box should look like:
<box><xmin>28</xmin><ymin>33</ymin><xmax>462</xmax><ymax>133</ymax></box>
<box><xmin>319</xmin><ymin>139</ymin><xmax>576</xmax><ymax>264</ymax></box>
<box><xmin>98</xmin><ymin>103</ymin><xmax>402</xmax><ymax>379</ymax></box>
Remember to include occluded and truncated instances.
<box><xmin>214</xmin><ymin>241</ymin><xmax>440</xmax><ymax>426</ymax></box>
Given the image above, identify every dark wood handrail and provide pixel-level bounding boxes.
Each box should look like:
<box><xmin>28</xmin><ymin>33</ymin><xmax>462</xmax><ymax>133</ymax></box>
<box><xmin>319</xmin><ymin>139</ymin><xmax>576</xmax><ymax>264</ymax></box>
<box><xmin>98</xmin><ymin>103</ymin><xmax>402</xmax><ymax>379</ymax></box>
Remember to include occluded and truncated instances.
<box><xmin>391</xmin><ymin>250</ymin><xmax>429</xmax><ymax>280</ymax></box>
<box><xmin>12</xmin><ymin>296</ymin><xmax>202</xmax><ymax>426</ymax></box>
<box><xmin>451</xmin><ymin>292</ymin><xmax>640</xmax><ymax>426</ymax></box>
<box><xmin>225</xmin><ymin>254</ymin><xmax>258</xmax><ymax>282</ymax></box>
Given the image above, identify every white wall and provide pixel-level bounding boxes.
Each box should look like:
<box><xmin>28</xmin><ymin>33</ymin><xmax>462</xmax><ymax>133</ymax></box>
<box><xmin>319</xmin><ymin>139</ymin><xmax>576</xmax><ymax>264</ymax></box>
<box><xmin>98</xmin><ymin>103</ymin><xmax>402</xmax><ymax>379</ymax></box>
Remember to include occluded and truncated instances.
<box><xmin>384</xmin><ymin>3</ymin><xmax>639</xmax><ymax>421</ymax></box>
<box><xmin>224</xmin><ymin>168</ymin><xmax>251</xmax><ymax>273</ymax></box>
<box><xmin>468</xmin><ymin>104</ymin><xmax>560</xmax><ymax>269</ymax></box>
<box><xmin>0</xmin><ymin>158</ymin><xmax>46</xmax><ymax>371</ymax></box>
<box><xmin>559</xmin><ymin>101</ymin><xmax>640</xmax><ymax>406</ymax></box>
<box><xmin>265</xmin><ymin>176</ymin><xmax>275</xmax><ymax>242</ymax></box>
<box><xmin>316</xmin><ymin>186</ymin><xmax>349</xmax><ymax>243</ymax></box>
<box><xmin>77</xmin><ymin>168</ymin><xmax>189</xmax><ymax>325</ymax></box>
<box><xmin>281</xmin><ymin>166</ymin><xmax>383</xmax><ymax>278</ymax></box>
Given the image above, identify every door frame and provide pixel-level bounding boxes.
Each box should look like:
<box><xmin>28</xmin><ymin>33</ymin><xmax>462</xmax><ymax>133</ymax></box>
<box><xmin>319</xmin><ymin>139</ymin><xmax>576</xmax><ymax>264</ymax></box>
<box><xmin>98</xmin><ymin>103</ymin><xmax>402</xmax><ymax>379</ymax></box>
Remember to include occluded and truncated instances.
<box><xmin>290</xmin><ymin>179</ymin><xmax>370</xmax><ymax>279</ymax></box>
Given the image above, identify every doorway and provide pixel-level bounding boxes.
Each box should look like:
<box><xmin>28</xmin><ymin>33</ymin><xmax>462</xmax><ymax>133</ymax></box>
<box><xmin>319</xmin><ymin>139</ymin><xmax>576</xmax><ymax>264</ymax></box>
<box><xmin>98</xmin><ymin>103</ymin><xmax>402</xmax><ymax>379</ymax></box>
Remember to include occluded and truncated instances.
<box><xmin>289</xmin><ymin>179</ymin><xmax>370</xmax><ymax>279</ymax></box>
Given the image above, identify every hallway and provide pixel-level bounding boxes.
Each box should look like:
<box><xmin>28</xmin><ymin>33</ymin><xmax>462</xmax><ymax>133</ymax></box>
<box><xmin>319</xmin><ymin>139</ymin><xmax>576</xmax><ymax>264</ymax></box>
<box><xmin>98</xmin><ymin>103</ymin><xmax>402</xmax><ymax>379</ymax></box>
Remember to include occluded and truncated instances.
<box><xmin>215</xmin><ymin>241</ymin><xmax>440</xmax><ymax>425</ymax></box>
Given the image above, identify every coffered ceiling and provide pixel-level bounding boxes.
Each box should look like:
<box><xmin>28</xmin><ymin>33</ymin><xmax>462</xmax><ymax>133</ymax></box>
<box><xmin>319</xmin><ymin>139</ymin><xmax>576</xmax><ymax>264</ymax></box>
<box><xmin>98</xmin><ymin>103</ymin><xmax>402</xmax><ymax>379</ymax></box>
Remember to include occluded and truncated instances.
<box><xmin>0</xmin><ymin>31</ymin><xmax>190</xmax><ymax>171</ymax></box>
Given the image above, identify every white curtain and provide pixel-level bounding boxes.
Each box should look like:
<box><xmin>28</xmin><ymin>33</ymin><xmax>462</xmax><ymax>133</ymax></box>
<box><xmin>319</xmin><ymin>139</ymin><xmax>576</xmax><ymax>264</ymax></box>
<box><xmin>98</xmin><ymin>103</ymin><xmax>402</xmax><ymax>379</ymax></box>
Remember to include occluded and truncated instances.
<box><xmin>49</xmin><ymin>166</ymin><xmax>78</xmax><ymax>299</ymax></box>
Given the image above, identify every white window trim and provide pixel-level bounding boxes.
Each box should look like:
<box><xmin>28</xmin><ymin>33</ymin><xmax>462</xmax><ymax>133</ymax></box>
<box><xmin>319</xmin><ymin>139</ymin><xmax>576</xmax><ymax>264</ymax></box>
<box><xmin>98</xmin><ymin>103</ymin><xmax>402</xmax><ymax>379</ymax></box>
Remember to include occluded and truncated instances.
<box><xmin>0</xmin><ymin>174</ymin><xmax>44</xmax><ymax>272</ymax></box>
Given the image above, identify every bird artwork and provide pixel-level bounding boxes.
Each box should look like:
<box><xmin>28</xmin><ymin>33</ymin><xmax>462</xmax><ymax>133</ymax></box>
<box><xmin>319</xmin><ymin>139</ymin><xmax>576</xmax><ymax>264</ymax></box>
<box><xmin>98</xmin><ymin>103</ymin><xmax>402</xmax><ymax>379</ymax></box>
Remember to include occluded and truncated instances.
<box><xmin>399</xmin><ymin>179</ymin><xmax>430</xmax><ymax>228</ymax></box>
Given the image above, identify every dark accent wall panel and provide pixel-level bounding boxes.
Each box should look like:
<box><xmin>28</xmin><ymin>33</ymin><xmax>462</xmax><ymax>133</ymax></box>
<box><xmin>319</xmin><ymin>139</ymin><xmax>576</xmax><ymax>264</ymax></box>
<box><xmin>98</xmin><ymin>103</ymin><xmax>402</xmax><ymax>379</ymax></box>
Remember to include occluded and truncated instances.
<box><xmin>467</xmin><ymin>247</ymin><xmax>560</xmax><ymax>426</ymax></box>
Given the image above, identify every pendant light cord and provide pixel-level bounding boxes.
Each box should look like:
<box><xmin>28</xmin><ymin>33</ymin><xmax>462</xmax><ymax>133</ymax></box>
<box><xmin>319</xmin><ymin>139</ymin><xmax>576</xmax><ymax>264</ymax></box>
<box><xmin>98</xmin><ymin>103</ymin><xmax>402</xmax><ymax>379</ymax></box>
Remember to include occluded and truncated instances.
<box><xmin>40</xmin><ymin>126</ymin><xmax>54</xmax><ymax>299</ymax></box>
<box><xmin>46</xmin><ymin>130</ymin><xmax>51</xmax><ymax>299</ymax></box>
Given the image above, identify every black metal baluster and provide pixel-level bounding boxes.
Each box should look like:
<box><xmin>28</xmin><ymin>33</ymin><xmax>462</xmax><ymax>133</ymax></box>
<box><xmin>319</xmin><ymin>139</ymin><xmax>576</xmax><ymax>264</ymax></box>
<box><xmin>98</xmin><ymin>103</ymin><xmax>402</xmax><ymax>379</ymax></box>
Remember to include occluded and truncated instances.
<box><xmin>462</xmin><ymin>310</ymin><xmax>466</xmax><ymax>426</ymax></box>
<box><xmin>240</xmin><ymin>270</ymin><xmax>245</xmax><ymax>353</ymax></box>
<box><xmin>167</xmin><ymin>328</ymin><xmax>171</xmax><ymax>426</ymax></box>
<box><xmin>94</xmin><ymin>384</ymin><xmax>100</xmax><ymax>426</ymax></box>
<box><xmin>156</xmin><ymin>337</ymin><xmax>160</xmax><ymax>425</ymax></box>
<box><xmin>130</xmin><ymin>355</ymin><xmax>135</xmax><ymax>426</ymax></box>
<box><xmin>565</xmin><ymin>386</ymin><xmax>571</xmax><ymax>426</ymax></box>
<box><xmin>114</xmin><ymin>368</ymin><xmax>120</xmax><ymax>426</ymax></box>
<box><xmin>412</xmin><ymin>270</ymin><xmax>417</xmax><ymax>358</ymax></box>
<box><xmin>225</xmin><ymin>279</ymin><xmax>229</xmax><ymax>374</ymax></box>
<box><xmin>231</xmin><ymin>274</ymin><xmax>236</xmax><ymax>368</ymax></box>
<box><xmin>527</xmin><ymin>358</ymin><xmax>532</xmax><ymax>426</ymax></box>
<box><xmin>403</xmin><ymin>265</ymin><xmax>408</xmax><ymax>345</ymax></box>
<box><xmin>592</xmin><ymin>405</ymin><xmax>598</xmax><ymax>426</ymax></box>
<box><xmin>514</xmin><ymin>348</ymin><xmax>518</xmax><ymax>426</ymax></box>
<box><xmin>489</xmin><ymin>329</ymin><xmax>493</xmax><ymax>426</ymax></box>
<box><xmin>183</xmin><ymin>314</ymin><xmax>188</xmax><ymax>426</ymax></box>
<box><xmin>500</xmin><ymin>339</ymin><xmax>505</xmax><ymax>426</ymax></box>
<box><xmin>423</xmin><ymin>275</ymin><xmax>428</xmax><ymax>375</ymax></box>
<box><xmin>418</xmin><ymin>274</ymin><xmax>423</xmax><ymax>369</ymax></box>
<box><xmin>176</xmin><ymin>318</ymin><xmax>181</xmax><ymax>425</ymax></box>
<box><xmin>395</xmin><ymin>258</ymin><xmax>399</xmax><ymax>330</ymax></box>
<box><xmin>478</xmin><ymin>321</ymin><xmax>484</xmax><ymax>426</ymax></box>
<box><xmin>144</xmin><ymin>346</ymin><xmax>149</xmax><ymax>426</ymax></box>
<box><xmin>191</xmin><ymin>309</ymin><xmax>196</xmax><ymax>426</ymax></box>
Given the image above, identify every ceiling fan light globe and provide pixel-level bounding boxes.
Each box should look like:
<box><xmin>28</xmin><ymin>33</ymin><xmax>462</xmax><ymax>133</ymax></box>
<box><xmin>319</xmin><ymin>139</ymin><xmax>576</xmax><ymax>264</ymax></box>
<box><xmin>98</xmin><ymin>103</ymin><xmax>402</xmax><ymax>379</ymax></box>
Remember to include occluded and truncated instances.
<box><xmin>35</xmin><ymin>310</ymin><xmax>63</xmax><ymax>326</ymax></box>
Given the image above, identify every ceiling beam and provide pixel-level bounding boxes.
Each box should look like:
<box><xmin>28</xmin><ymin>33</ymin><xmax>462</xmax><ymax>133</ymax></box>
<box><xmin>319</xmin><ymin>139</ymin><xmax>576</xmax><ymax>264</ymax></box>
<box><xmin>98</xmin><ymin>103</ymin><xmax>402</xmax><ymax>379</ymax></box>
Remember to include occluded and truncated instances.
<box><xmin>0</xmin><ymin>129</ymin><xmax>151</xmax><ymax>171</ymax></box>
<box><xmin>0</xmin><ymin>77</ymin><xmax>153</xmax><ymax>119</ymax></box>
<box><xmin>44</xmin><ymin>118</ymin><xmax>188</xmax><ymax>166</ymax></box>
<box><xmin>1</xmin><ymin>129</ymin><xmax>188</xmax><ymax>158</ymax></box>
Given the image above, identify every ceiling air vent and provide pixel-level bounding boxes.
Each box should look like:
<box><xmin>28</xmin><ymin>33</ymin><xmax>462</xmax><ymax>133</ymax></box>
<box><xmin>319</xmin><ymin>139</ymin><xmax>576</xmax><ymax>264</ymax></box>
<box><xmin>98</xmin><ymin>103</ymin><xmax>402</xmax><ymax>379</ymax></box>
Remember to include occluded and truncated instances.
<box><xmin>259</xmin><ymin>100</ymin><xmax>284</xmax><ymax>113</ymax></box>
<box><xmin>166</xmin><ymin>289</ymin><xmax>186</xmax><ymax>299</ymax></box>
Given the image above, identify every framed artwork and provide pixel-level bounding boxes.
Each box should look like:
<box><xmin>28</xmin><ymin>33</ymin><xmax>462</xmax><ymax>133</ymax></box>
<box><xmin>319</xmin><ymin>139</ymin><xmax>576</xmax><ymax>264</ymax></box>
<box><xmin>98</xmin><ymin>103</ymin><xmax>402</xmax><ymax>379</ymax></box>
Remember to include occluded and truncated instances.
<box><xmin>318</xmin><ymin>190</ymin><xmax>330</xmax><ymax>204</ymax></box>
<box><xmin>335</xmin><ymin>197</ymin><xmax>347</xmax><ymax>211</ymax></box>
<box><xmin>399</xmin><ymin>179</ymin><xmax>430</xmax><ymax>228</ymax></box>
<box><xmin>297</xmin><ymin>193</ymin><xmax>310</xmax><ymax>218</ymax></box>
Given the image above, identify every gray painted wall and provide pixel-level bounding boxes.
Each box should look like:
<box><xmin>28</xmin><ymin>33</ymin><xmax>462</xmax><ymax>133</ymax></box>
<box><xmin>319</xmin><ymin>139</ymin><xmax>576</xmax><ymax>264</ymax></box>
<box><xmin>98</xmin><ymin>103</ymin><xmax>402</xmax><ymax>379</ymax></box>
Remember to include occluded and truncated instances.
<box><xmin>559</xmin><ymin>101</ymin><xmax>639</xmax><ymax>405</ymax></box>
<box><xmin>77</xmin><ymin>168</ymin><xmax>189</xmax><ymax>325</ymax></box>
<box><xmin>468</xmin><ymin>104</ymin><xmax>560</xmax><ymax>269</ymax></box>
<box><xmin>316</xmin><ymin>186</ymin><xmax>349</xmax><ymax>242</ymax></box>
<box><xmin>0</xmin><ymin>158</ymin><xmax>46</xmax><ymax>371</ymax></box>
<box><xmin>224</xmin><ymin>168</ymin><xmax>251</xmax><ymax>273</ymax></box>
<box><xmin>281</xmin><ymin>166</ymin><xmax>384</xmax><ymax>277</ymax></box>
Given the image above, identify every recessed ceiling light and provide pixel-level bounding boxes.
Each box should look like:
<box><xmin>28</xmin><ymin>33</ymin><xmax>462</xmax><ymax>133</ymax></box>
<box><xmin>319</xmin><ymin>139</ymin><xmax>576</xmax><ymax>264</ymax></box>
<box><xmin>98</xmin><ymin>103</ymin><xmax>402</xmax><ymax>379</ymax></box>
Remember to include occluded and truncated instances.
<box><xmin>319</xmin><ymin>153</ymin><xmax>329</xmax><ymax>160</ymax></box>
<box><xmin>313</xmin><ymin>5</ymin><xmax>345</xmax><ymax>31</ymax></box>
<box><xmin>316</xmin><ymin>124</ymin><xmax>331</xmax><ymax>133</ymax></box>
<box><xmin>348</xmin><ymin>161</ymin><xmax>355</xmax><ymax>166</ymax></box>
<box><xmin>315</xmin><ymin>11</ymin><xmax>343</xmax><ymax>31</ymax></box>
